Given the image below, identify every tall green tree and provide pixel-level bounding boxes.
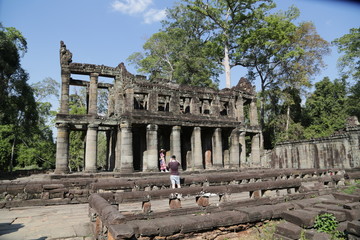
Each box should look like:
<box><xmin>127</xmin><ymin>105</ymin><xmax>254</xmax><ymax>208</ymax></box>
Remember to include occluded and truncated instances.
<box><xmin>128</xmin><ymin>3</ymin><xmax>221</xmax><ymax>87</ymax></box>
<box><xmin>0</xmin><ymin>24</ymin><xmax>40</xmax><ymax>171</ymax></box>
<box><xmin>239</xmin><ymin>7</ymin><xmax>330</xmax><ymax>130</ymax></box>
<box><xmin>303</xmin><ymin>77</ymin><xmax>348</xmax><ymax>139</ymax></box>
<box><xmin>184</xmin><ymin>0</ymin><xmax>274</xmax><ymax>88</ymax></box>
<box><xmin>346</xmin><ymin>80</ymin><xmax>360</xmax><ymax>120</ymax></box>
<box><xmin>333</xmin><ymin>27</ymin><xmax>360</xmax><ymax>81</ymax></box>
<box><xmin>185</xmin><ymin>0</ymin><xmax>275</xmax><ymax>88</ymax></box>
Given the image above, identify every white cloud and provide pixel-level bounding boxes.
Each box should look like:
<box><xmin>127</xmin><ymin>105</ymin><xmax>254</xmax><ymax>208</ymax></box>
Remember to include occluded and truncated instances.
<box><xmin>143</xmin><ymin>8</ymin><xmax>166</xmax><ymax>24</ymax></box>
<box><xmin>111</xmin><ymin>0</ymin><xmax>153</xmax><ymax>15</ymax></box>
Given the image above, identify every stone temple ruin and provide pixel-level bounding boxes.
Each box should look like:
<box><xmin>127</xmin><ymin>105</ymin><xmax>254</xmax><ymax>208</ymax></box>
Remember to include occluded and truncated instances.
<box><xmin>2</xmin><ymin>42</ymin><xmax>360</xmax><ymax>240</ymax></box>
<box><xmin>55</xmin><ymin>41</ymin><xmax>262</xmax><ymax>174</ymax></box>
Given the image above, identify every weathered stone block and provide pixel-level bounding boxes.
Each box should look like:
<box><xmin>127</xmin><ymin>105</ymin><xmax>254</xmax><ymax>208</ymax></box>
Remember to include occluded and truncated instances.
<box><xmin>273</xmin><ymin>233</ymin><xmax>293</xmax><ymax>240</ymax></box>
<box><xmin>345</xmin><ymin>203</ymin><xmax>360</xmax><ymax>210</ymax></box>
<box><xmin>275</xmin><ymin>221</ymin><xmax>302</xmax><ymax>239</ymax></box>
<box><xmin>304</xmin><ymin>229</ymin><xmax>331</xmax><ymax>240</ymax></box>
<box><xmin>169</xmin><ymin>198</ymin><xmax>181</xmax><ymax>209</ymax></box>
<box><xmin>43</xmin><ymin>184</ymin><xmax>65</xmax><ymax>190</ymax></box>
<box><xmin>349</xmin><ymin>234</ymin><xmax>360</xmax><ymax>240</ymax></box>
<box><xmin>108</xmin><ymin>224</ymin><xmax>134</xmax><ymax>239</ymax></box>
<box><xmin>196</xmin><ymin>196</ymin><xmax>209</xmax><ymax>207</ymax></box>
<box><xmin>6</xmin><ymin>184</ymin><xmax>26</xmax><ymax>194</ymax></box>
<box><xmin>142</xmin><ymin>201</ymin><xmax>151</xmax><ymax>213</ymax></box>
<box><xmin>281</xmin><ymin>209</ymin><xmax>318</xmax><ymax>228</ymax></box>
<box><xmin>348</xmin><ymin>220</ymin><xmax>360</xmax><ymax>237</ymax></box>
<box><xmin>155</xmin><ymin>217</ymin><xmax>183</xmax><ymax>236</ymax></box>
<box><xmin>209</xmin><ymin>211</ymin><xmax>249</xmax><ymax>227</ymax></box>
<box><xmin>333</xmin><ymin>193</ymin><xmax>360</xmax><ymax>202</ymax></box>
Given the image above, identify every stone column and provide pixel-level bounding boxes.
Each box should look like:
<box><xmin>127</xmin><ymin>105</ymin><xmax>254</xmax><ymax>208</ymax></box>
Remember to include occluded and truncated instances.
<box><xmin>239</xmin><ymin>131</ymin><xmax>246</xmax><ymax>167</ymax></box>
<box><xmin>55</xmin><ymin>123</ymin><xmax>70</xmax><ymax>174</ymax></box>
<box><xmin>114</xmin><ymin>126</ymin><xmax>122</xmax><ymax>171</ymax></box>
<box><xmin>88</xmin><ymin>73</ymin><xmax>98</xmax><ymax>115</ymax></box>
<box><xmin>251</xmin><ymin>133</ymin><xmax>261</xmax><ymax>167</ymax></box>
<box><xmin>236</xmin><ymin>97</ymin><xmax>244</xmax><ymax>123</ymax></box>
<box><xmin>212</xmin><ymin>128</ymin><xmax>223</xmax><ymax>169</ymax></box>
<box><xmin>59</xmin><ymin>69</ymin><xmax>70</xmax><ymax>114</ymax></box>
<box><xmin>145</xmin><ymin>124</ymin><xmax>158</xmax><ymax>172</ymax></box>
<box><xmin>250</xmin><ymin>99</ymin><xmax>259</xmax><ymax>126</ymax></box>
<box><xmin>85</xmin><ymin>124</ymin><xmax>98</xmax><ymax>172</ymax></box>
<box><xmin>119</xmin><ymin>121</ymin><xmax>134</xmax><ymax>173</ymax></box>
<box><xmin>191</xmin><ymin>127</ymin><xmax>203</xmax><ymax>170</ymax></box>
<box><xmin>229</xmin><ymin>128</ymin><xmax>240</xmax><ymax>168</ymax></box>
<box><xmin>171</xmin><ymin>126</ymin><xmax>182</xmax><ymax>163</ymax></box>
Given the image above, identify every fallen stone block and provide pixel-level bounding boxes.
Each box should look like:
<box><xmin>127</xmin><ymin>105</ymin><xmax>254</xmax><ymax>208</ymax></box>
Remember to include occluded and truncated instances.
<box><xmin>273</xmin><ymin>233</ymin><xmax>293</xmax><ymax>240</ymax></box>
<box><xmin>304</xmin><ymin>229</ymin><xmax>332</xmax><ymax>240</ymax></box>
<box><xmin>272</xmin><ymin>202</ymin><xmax>296</xmax><ymax>218</ymax></box>
<box><xmin>318</xmin><ymin>209</ymin><xmax>347</xmax><ymax>222</ymax></box>
<box><xmin>108</xmin><ymin>223</ymin><xmax>134</xmax><ymax>240</ymax></box>
<box><xmin>337</xmin><ymin>221</ymin><xmax>348</xmax><ymax>232</ymax></box>
<box><xmin>282</xmin><ymin>209</ymin><xmax>318</xmax><ymax>228</ymax></box>
<box><xmin>348</xmin><ymin>220</ymin><xmax>360</xmax><ymax>237</ymax></box>
<box><xmin>333</xmin><ymin>193</ymin><xmax>360</xmax><ymax>202</ymax></box>
<box><xmin>349</xmin><ymin>234</ymin><xmax>360</xmax><ymax>240</ymax></box>
<box><xmin>345</xmin><ymin>203</ymin><xmax>360</xmax><ymax>210</ymax></box>
<box><xmin>275</xmin><ymin>221</ymin><xmax>302</xmax><ymax>239</ymax></box>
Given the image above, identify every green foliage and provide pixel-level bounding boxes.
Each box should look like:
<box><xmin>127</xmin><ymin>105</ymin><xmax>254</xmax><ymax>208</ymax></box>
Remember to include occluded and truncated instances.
<box><xmin>333</xmin><ymin>27</ymin><xmax>360</xmax><ymax>81</ymax></box>
<box><xmin>346</xmin><ymin>81</ymin><xmax>360</xmax><ymax>120</ymax></box>
<box><xmin>128</xmin><ymin>5</ymin><xmax>222</xmax><ymax>87</ymax></box>
<box><xmin>314</xmin><ymin>213</ymin><xmax>338</xmax><ymax>234</ymax></box>
<box><xmin>302</xmin><ymin>77</ymin><xmax>348</xmax><ymax>139</ymax></box>
<box><xmin>342</xmin><ymin>180</ymin><xmax>360</xmax><ymax>194</ymax></box>
<box><xmin>0</xmin><ymin>24</ymin><xmax>57</xmax><ymax>172</ymax></box>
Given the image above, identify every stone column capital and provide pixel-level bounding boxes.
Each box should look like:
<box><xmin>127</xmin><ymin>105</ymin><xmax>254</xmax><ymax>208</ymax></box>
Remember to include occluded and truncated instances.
<box><xmin>88</xmin><ymin>123</ymin><xmax>99</xmax><ymax>129</ymax></box>
<box><xmin>90</xmin><ymin>72</ymin><xmax>99</xmax><ymax>78</ymax></box>
<box><xmin>120</xmin><ymin>121</ymin><xmax>131</xmax><ymax>129</ymax></box>
<box><xmin>146</xmin><ymin>124</ymin><xmax>158</xmax><ymax>131</ymax></box>
<box><xmin>56</xmin><ymin>123</ymin><xmax>69</xmax><ymax>129</ymax></box>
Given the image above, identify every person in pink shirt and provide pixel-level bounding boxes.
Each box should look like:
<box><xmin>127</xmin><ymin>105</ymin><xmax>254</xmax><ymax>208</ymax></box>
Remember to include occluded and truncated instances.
<box><xmin>159</xmin><ymin>149</ymin><xmax>168</xmax><ymax>172</ymax></box>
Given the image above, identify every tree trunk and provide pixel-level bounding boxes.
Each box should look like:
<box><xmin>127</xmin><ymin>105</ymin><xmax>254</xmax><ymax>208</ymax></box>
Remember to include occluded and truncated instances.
<box><xmin>10</xmin><ymin>136</ymin><xmax>16</xmax><ymax>172</ymax></box>
<box><xmin>223</xmin><ymin>44</ymin><xmax>231</xmax><ymax>88</ymax></box>
<box><xmin>285</xmin><ymin>105</ymin><xmax>290</xmax><ymax>139</ymax></box>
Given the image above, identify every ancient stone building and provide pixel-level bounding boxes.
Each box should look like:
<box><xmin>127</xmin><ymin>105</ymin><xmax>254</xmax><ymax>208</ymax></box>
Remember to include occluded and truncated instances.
<box><xmin>54</xmin><ymin>41</ymin><xmax>262</xmax><ymax>174</ymax></box>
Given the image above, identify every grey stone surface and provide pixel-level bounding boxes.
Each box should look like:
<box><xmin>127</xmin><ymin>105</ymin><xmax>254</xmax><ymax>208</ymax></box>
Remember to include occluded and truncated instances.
<box><xmin>0</xmin><ymin>204</ymin><xmax>93</xmax><ymax>240</ymax></box>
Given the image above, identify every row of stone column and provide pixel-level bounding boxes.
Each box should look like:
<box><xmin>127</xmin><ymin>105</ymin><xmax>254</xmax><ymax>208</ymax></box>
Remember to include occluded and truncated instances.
<box><xmin>55</xmin><ymin>123</ymin><xmax>262</xmax><ymax>174</ymax></box>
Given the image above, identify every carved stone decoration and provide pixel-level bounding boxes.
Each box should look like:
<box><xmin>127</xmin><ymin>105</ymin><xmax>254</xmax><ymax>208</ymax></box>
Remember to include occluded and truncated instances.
<box><xmin>236</xmin><ymin>77</ymin><xmax>255</xmax><ymax>94</ymax></box>
<box><xmin>60</xmin><ymin>41</ymin><xmax>72</xmax><ymax>66</ymax></box>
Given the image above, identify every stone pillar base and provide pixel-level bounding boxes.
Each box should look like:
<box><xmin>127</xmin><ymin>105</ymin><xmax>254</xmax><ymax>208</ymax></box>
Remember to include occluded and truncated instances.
<box><xmin>54</xmin><ymin>167</ymin><xmax>69</xmax><ymax>174</ymax></box>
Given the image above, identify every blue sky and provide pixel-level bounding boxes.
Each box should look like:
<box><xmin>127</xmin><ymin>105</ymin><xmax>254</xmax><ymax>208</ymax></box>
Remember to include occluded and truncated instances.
<box><xmin>1</xmin><ymin>0</ymin><xmax>359</xmax><ymax>95</ymax></box>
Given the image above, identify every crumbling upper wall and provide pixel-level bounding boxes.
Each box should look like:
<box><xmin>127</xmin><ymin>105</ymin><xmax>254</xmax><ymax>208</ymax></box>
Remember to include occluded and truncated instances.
<box><xmin>58</xmin><ymin>41</ymin><xmax>259</xmax><ymax>130</ymax></box>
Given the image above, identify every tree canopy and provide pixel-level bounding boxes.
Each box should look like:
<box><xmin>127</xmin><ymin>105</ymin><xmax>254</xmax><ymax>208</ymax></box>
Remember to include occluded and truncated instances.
<box><xmin>333</xmin><ymin>27</ymin><xmax>360</xmax><ymax>81</ymax></box>
<box><xmin>0</xmin><ymin>24</ymin><xmax>56</xmax><ymax>172</ymax></box>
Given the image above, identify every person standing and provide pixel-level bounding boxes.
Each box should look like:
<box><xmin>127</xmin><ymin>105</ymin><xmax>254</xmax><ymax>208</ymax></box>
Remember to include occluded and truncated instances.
<box><xmin>159</xmin><ymin>149</ymin><xmax>168</xmax><ymax>172</ymax></box>
<box><xmin>168</xmin><ymin>155</ymin><xmax>181</xmax><ymax>189</ymax></box>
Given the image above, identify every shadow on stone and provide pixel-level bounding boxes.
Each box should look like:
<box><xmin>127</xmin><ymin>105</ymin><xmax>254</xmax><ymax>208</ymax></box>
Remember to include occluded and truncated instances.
<box><xmin>0</xmin><ymin>223</ymin><xmax>24</xmax><ymax>236</ymax></box>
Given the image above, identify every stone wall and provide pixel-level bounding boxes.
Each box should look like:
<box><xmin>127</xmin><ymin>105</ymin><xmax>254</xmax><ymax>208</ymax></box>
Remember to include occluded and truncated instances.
<box><xmin>269</xmin><ymin>122</ymin><xmax>360</xmax><ymax>170</ymax></box>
